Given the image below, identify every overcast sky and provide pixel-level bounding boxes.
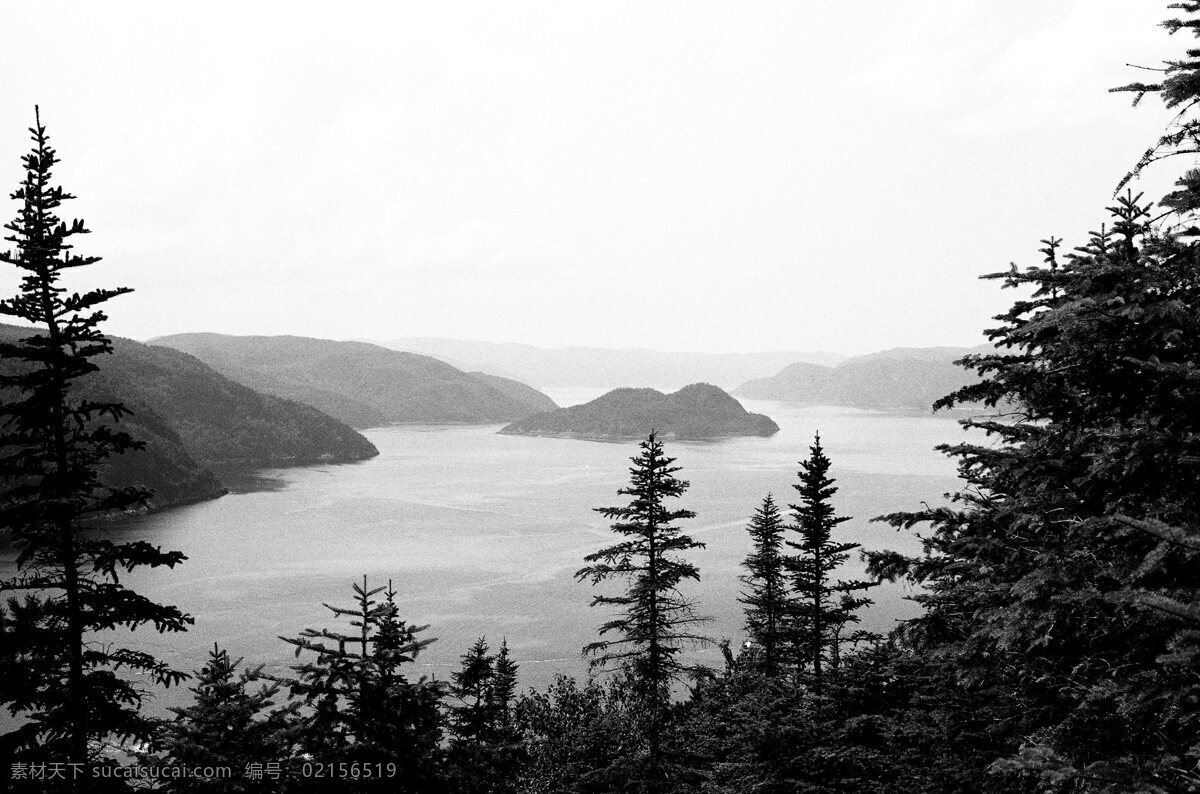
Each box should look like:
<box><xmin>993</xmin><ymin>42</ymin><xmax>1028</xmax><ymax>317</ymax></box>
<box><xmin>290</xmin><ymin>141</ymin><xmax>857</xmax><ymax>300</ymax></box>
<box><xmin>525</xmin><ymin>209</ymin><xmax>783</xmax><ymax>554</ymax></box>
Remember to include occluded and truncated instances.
<box><xmin>0</xmin><ymin>1</ymin><xmax>1186</xmax><ymax>354</ymax></box>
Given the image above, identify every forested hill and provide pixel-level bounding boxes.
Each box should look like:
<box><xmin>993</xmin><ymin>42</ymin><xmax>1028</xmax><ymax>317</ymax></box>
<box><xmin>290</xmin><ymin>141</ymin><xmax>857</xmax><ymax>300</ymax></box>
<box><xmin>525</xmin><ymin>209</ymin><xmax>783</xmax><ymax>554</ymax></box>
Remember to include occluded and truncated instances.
<box><xmin>0</xmin><ymin>325</ymin><xmax>379</xmax><ymax>511</ymax></box>
<box><xmin>499</xmin><ymin>382</ymin><xmax>779</xmax><ymax>440</ymax></box>
<box><xmin>734</xmin><ymin>346</ymin><xmax>989</xmax><ymax>412</ymax></box>
<box><xmin>153</xmin><ymin>333</ymin><xmax>558</xmax><ymax>428</ymax></box>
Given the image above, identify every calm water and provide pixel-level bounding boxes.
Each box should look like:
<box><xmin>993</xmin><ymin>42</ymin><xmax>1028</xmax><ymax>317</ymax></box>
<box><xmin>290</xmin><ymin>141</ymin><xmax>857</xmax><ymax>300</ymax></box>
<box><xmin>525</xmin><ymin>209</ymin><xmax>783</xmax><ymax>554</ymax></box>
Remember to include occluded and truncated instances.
<box><xmin>1</xmin><ymin>393</ymin><xmax>967</xmax><ymax>714</ymax></box>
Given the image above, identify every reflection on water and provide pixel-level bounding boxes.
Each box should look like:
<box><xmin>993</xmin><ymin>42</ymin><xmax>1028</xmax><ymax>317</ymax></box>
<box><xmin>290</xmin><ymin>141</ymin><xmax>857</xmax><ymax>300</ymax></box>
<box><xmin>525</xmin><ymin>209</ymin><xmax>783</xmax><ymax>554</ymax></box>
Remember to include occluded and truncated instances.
<box><xmin>205</xmin><ymin>464</ymin><xmax>291</xmax><ymax>494</ymax></box>
<box><xmin>0</xmin><ymin>400</ymin><xmax>966</xmax><ymax>716</ymax></box>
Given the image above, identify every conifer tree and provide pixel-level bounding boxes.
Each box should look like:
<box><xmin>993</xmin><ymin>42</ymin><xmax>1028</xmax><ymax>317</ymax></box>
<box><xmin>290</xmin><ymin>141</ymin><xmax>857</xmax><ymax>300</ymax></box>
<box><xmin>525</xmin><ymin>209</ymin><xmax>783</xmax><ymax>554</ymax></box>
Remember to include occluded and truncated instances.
<box><xmin>870</xmin><ymin>192</ymin><xmax>1200</xmax><ymax>789</ymax></box>
<box><xmin>849</xmin><ymin>9</ymin><xmax>1200</xmax><ymax>786</ymax></box>
<box><xmin>273</xmin><ymin>576</ymin><xmax>443</xmax><ymax>790</ymax></box>
<box><xmin>490</xmin><ymin>639</ymin><xmax>519</xmax><ymax>730</ymax></box>
<box><xmin>446</xmin><ymin>637</ymin><xmax>524</xmax><ymax>794</ymax></box>
<box><xmin>738</xmin><ymin>493</ymin><xmax>790</xmax><ymax>675</ymax></box>
<box><xmin>786</xmin><ymin>434</ymin><xmax>875</xmax><ymax>699</ymax></box>
<box><xmin>576</xmin><ymin>431</ymin><xmax>711</xmax><ymax>789</ymax></box>
<box><xmin>0</xmin><ymin>109</ymin><xmax>192</xmax><ymax>770</ymax></box>
<box><xmin>449</xmin><ymin>637</ymin><xmax>496</xmax><ymax>743</ymax></box>
<box><xmin>486</xmin><ymin>638</ymin><xmax>524</xmax><ymax>786</ymax></box>
<box><xmin>1113</xmin><ymin>1</ymin><xmax>1200</xmax><ymax>212</ymax></box>
<box><xmin>154</xmin><ymin>644</ymin><xmax>293</xmax><ymax>791</ymax></box>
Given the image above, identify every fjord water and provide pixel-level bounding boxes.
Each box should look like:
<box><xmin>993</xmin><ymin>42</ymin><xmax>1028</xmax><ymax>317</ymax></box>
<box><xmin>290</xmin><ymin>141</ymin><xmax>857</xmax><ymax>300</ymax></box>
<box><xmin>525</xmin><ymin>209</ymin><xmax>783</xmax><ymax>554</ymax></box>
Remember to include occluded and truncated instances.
<box><xmin>2</xmin><ymin>394</ymin><xmax>965</xmax><ymax>713</ymax></box>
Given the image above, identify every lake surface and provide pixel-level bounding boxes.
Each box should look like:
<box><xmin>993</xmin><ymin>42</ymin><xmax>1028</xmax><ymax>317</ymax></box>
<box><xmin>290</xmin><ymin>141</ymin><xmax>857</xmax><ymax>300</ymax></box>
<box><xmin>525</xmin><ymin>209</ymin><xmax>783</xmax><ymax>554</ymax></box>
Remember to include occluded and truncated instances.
<box><xmin>1</xmin><ymin>394</ymin><xmax>967</xmax><ymax>714</ymax></box>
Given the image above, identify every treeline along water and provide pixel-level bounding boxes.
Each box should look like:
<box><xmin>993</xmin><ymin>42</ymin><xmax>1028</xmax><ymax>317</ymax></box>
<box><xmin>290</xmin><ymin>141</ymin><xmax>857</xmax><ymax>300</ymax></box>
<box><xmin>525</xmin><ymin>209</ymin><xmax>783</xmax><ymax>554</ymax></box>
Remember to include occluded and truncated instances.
<box><xmin>1</xmin><ymin>393</ymin><xmax>963</xmax><ymax>716</ymax></box>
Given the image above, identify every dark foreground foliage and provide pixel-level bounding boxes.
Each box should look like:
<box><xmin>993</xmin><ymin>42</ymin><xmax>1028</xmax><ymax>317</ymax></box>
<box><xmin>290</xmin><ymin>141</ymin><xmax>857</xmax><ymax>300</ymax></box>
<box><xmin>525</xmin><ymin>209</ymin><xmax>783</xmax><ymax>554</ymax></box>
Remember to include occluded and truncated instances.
<box><xmin>11</xmin><ymin>4</ymin><xmax>1200</xmax><ymax>793</ymax></box>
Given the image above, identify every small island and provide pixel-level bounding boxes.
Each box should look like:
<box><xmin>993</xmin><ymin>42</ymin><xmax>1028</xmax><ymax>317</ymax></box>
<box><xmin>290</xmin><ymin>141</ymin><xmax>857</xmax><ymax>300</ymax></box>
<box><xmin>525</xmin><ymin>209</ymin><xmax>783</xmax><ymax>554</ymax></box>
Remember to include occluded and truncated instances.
<box><xmin>498</xmin><ymin>383</ymin><xmax>779</xmax><ymax>441</ymax></box>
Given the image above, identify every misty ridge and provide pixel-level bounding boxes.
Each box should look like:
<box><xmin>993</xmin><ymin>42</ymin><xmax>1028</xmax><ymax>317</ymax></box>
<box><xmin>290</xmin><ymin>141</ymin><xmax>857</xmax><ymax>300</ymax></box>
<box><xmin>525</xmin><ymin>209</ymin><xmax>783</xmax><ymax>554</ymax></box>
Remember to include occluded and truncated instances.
<box><xmin>386</xmin><ymin>337</ymin><xmax>846</xmax><ymax>390</ymax></box>
<box><xmin>6</xmin><ymin>4</ymin><xmax>1200</xmax><ymax>794</ymax></box>
<box><xmin>1</xmin><ymin>320</ymin><xmax>973</xmax><ymax>513</ymax></box>
<box><xmin>733</xmin><ymin>345</ymin><xmax>991</xmax><ymax>412</ymax></box>
<box><xmin>151</xmin><ymin>333</ymin><xmax>558</xmax><ymax>429</ymax></box>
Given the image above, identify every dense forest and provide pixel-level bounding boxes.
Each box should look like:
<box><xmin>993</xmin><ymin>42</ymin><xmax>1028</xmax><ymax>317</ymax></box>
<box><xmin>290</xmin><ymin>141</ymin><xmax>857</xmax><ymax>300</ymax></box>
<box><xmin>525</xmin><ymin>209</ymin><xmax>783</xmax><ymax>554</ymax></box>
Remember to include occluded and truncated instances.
<box><xmin>5</xmin><ymin>5</ymin><xmax>1200</xmax><ymax>793</ymax></box>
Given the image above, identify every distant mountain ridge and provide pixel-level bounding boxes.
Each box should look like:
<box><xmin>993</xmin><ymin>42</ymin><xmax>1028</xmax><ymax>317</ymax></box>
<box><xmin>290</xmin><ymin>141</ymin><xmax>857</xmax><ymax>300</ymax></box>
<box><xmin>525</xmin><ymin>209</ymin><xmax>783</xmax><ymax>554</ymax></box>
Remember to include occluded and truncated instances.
<box><xmin>844</xmin><ymin>346</ymin><xmax>985</xmax><ymax>364</ymax></box>
<box><xmin>385</xmin><ymin>337</ymin><xmax>845</xmax><ymax>390</ymax></box>
<box><xmin>152</xmin><ymin>333</ymin><xmax>557</xmax><ymax>428</ymax></box>
<box><xmin>0</xmin><ymin>325</ymin><xmax>379</xmax><ymax>511</ymax></box>
<box><xmin>500</xmin><ymin>383</ymin><xmax>779</xmax><ymax>441</ymax></box>
<box><xmin>734</xmin><ymin>345</ymin><xmax>989</xmax><ymax>411</ymax></box>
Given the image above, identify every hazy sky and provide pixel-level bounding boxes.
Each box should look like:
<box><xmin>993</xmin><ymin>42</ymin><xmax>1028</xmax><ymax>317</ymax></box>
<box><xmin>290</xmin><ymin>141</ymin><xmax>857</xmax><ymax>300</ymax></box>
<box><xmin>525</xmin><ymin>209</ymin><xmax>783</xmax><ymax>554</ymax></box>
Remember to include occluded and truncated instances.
<box><xmin>0</xmin><ymin>2</ymin><xmax>1185</xmax><ymax>354</ymax></box>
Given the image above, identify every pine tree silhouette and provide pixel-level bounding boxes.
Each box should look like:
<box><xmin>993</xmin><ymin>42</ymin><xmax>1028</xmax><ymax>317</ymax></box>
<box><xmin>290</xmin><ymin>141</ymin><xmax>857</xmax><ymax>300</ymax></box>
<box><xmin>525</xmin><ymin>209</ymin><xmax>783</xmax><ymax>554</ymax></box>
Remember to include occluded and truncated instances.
<box><xmin>786</xmin><ymin>434</ymin><xmax>875</xmax><ymax>700</ymax></box>
<box><xmin>0</xmin><ymin>108</ymin><xmax>192</xmax><ymax>774</ymax></box>
<box><xmin>738</xmin><ymin>493</ymin><xmax>790</xmax><ymax>675</ymax></box>
<box><xmin>577</xmin><ymin>431</ymin><xmax>710</xmax><ymax>790</ymax></box>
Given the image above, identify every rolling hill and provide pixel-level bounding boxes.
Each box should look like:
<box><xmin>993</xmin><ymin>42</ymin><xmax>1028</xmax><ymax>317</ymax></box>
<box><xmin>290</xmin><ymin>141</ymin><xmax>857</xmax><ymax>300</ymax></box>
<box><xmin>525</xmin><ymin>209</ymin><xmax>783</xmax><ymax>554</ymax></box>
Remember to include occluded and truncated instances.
<box><xmin>734</xmin><ymin>346</ymin><xmax>987</xmax><ymax>411</ymax></box>
<box><xmin>499</xmin><ymin>383</ymin><xmax>779</xmax><ymax>441</ymax></box>
<box><xmin>153</xmin><ymin>334</ymin><xmax>557</xmax><ymax>428</ymax></box>
<box><xmin>1</xmin><ymin>325</ymin><xmax>379</xmax><ymax>511</ymax></box>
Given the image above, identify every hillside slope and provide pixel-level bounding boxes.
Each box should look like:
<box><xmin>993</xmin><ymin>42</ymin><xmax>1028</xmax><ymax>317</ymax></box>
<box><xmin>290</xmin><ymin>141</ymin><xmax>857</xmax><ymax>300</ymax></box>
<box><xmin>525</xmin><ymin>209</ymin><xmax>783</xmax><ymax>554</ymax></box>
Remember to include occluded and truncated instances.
<box><xmin>1</xmin><ymin>325</ymin><xmax>378</xmax><ymax>510</ymax></box>
<box><xmin>468</xmin><ymin>371</ymin><xmax>557</xmax><ymax>414</ymax></box>
<box><xmin>734</xmin><ymin>346</ymin><xmax>986</xmax><ymax>411</ymax></box>
<box><xmin>153</xmin><ymin>333</ymin><xmax>557</xmax><ymax>427</ymax></box>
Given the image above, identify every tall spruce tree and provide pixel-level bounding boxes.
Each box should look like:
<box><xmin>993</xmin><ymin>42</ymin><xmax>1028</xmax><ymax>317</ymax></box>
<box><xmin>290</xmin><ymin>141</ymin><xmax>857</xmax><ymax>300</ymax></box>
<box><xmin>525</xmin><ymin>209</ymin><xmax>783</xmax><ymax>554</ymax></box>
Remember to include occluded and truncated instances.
<box><xmin>0</xmin><ymin>109</ymin><xmax>192</xmax><ymax>771</ymax></box>
<box><xmin>738</xmin><ymin>493</ymin><xmax>790</xmax><ymax>675</ymax></box>
<box><xmin>869</xmin><ymin>192</ymin><xmax>1200</xmax><ymax>789</ymax></box>
<box><xmin>576</xmin><ymin>431</ymin><xmax>710</xmax><ymax>789</ymax></box>
<box><xmin>786</xmin><ymin>434</ymin><xmax>875</xmax><ymax>699</ymax></box>
<box><xmin>853</xmin><ymin>8</ymin><xmax>1200</xmax><ymax>787</ymax></box>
